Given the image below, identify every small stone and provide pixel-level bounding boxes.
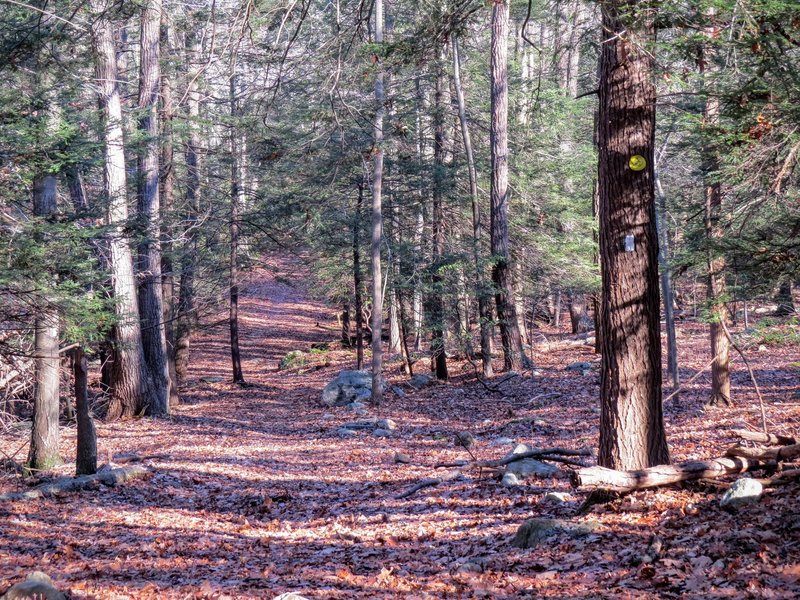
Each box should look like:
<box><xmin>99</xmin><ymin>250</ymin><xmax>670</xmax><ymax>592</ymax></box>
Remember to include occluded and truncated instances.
<box><xmin>377</xmin><ymin>418</ymin><xmax>397</xmax><ymax>430</ymax></box>
<box><xmin>758</xmin><ymin>344</ymin><xmax>768</xmax><ymax>352</ymax></box>
<box><xmin>391</xmin><ymin>386</ymin><xmax>407</xmax><ymax>397</ymax></box>
<box><xmin>199</xmin><ymin>376</ymin><xmax>224</xmax><ymax>383</ymax></box>
<box><xmin>273</xmin><ymin>594</ymin><xmax>311</xmax><ymax>600</ymax></box>
<box><xmin>721</xmin><ymin>477</ymin><xmax>763</xmax><ymax>510</ymax></box>
<box><xmin>345</xmin><ymin>401</ymin><xmax>366</xmax><ymax>412</ymax></box>
<box><xmin>532</xmin><ymin>419</ymin><xmax>548</xmax><ymax>428</ymax></box>
<box><xmin>321</xmin><ymin>413</ymin><xmax>336</xmax><ymax>421</ymax></box>
<box><xmin>542</xmin><ymin>492</ymin><xmax>571</xmax><ymax>504</ymax></box>
<box><xmin>457</xmin><ymin>561</ymin><xmax>484</xmax><ymax>573</ymax></box>
<box><xmin>373</xmin><ymin>428</ymin><xmax>393</xmax><ymax>437</ymax></box>
<box><xmin>490</xmin><ymin>437</ymin><xmax>516</xmax><ymax>446</ymax></box>
<box><xmin>531</xmin><ymin>369</ymin><xmax>542</xmax><ymax>377</ymax></box>
<box><xmin>455</xmin><ymin>431</ymin><xmax>476</xmax><ymax>449</ymax></box>
<box><xmin>511</xmin><ymin>443</ymin><xmax>531</xmax><ymax>455</ymax></box>
<box><xmin>565</xmin><ymin>361</ymin><xmax>593</xmax><ymax>372</ymax></box>
<box><xmin>501</xmin><ymin>472</ymin><xmax>520</xmax><ymax>487</ymax></box>
<box><xmin>394</xmin><ymin>452</ymin><xmax>411</xmax><ymax>464</ymax></box>
<box><xmin>336</xmin><ymin>428</ymin><xmax>358</xmax><ymax>438</ymax></box>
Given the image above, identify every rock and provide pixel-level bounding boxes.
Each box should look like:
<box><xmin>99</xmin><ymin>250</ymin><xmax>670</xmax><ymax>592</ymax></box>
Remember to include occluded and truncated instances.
<box><xmin>511</xmin><ymin>443</ymin><xmax>531</xmax><ymax>455</ymax></box>
<box><xmin>2</xmin><ymin>571</ymin><xmax>66</xmax><ymax>600</ymax></box>
<box><xmin>490</xmin><ymin>437</ymin><xmax>516</xmax><ymax>446</ymax></box>
<box><xmin>391</xmin><ymin>385</ymin><xmax>407</xmax><ymax>397</ymax></box>
<box><xmin>506</xmin><ymin>459</ymin><xmax>559</xmax><ymax>479</ymax></box>
<box><xmin>279</xmin><ymin>350</ymin><xmax>306</xmax><ymax>370</ymax></box>
<box><xmin>199</xmin><ymin>375</ymin><xmax>224</xmax><ymax>383</ymax></box>
<box><xmin>455</xmin><ymin>431</ymin><xmax>476</xmax><ymax>449</ymax></box>
<box><xmin>273</xmin><ymin>594</ymin><xmax>311</xmax><ymax>600</ymax></box>
<box><xmin>531</xmin><ymin>370</ymin><xmax>542</xmax><ymax>377</ymax></box>
<box><xmin>321</xmin><ymin>370</ymin><xmax>372</xmax><ymax>407</ymax></box>
<box><xmin>336</xmin><ymin>428</ymin><xmax>358</xmax><ymax>438</ymax></box>
<box><xmin>457</xmin><ymin>560</ymin><xmax>485</xmax><ymax>573</ymax></box>
<box><xmin>341</xmin><ymin>418</ymin><xmax>396</xmax><ymax>430</ymax></box>
<box><xmin>758</xmin><ymin>344</ymin><xmax>767</xmax><ymax>352</ymax></box>
<box><xmin>345</xmin><ymin>401</ymin><xmax>366</xmax><ymax>412</ymax></box>
<box><xmin>373</xmin><ymin>428</ymin><xmax>393</xmax><ymax>437</ymax></box>
<box><xmin>321</xmin><ymin>413</ymin><xmax>336</xmax><ymax>421</ymax></box>
<box><xmin>377</xmin><ymin>418</ymin><xmax>397</xmax><ymax>430</ymax></box>
<box><xmin>532</xmin><ymin>419</ymin><xmax>548</xmax><ymax>428</ymax></box>
<box><xmin>542</xmin><ymin>492</ymin><xmax>571</xmax><ymax>504</ymax></box>
<box><xmin>408</xmin><ymin>373</ymin><xmax>434</xmax><ymax>389</ymax></box>
<box><xmin>721</xmin><ymin>477</ymin><xmax>763</xmax><ymax>510</ymax></box>
<box><xmin>501</xmin><ymin>472</ymin><xmax>520</xmax><ymax>487</ymax></box>
<box><xmin>565</xmin><ymin>361</ymin><xmax>593</xmax><ymax>372</ymax></box>
<box><xmin>512</xmin><ymin>518</ymin><xmax>601</xmax><ymax>549</ymax></box>
<box><xmin>394</xmin><ymin>452</ymin><xmax>411</xmax><ymax>464</ymax></box>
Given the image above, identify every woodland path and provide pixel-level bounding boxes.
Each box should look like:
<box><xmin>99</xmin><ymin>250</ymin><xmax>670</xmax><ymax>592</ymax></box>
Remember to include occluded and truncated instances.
<box><xmin>2</xmin><ymin>256</ymin><xmax>800</xmax><ymax>599</ymax></box>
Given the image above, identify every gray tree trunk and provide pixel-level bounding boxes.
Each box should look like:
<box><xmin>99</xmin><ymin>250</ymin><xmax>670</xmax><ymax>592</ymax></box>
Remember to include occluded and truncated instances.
<box><xmin>74</xmin><ymin>347</ymin><xmax>97</xmax><ymax>475</ymax></box>
<box><xmin>90</xmin><ymin>0</ymin><xmax>154</xmax><ymax>419</ymax></box>
<box><xmin>229</xmin><ymin>71</ymin><xmax>245</xmax><ymax>384</ymax></box>
<box><xmin>136</xmin><ymin>0</ymin><xmax>170</xmax><ymax>416</ymax></box>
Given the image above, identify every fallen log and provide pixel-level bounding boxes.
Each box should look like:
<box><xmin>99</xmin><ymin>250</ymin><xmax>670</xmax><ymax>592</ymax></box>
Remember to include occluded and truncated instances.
<box><xmin>573</xmin><ymin>457</ymin><xmax>768</xmax><ymax>493</ymax></box>
<box><xmin>435</xmin><ymin>447</ymin><xmax>593</xmax><ymax>470</ymax></box>
<box><xmin>725</xmin><ymin>443</ymin><xmax>800</xmax><ymax>462</ymax></box>
<box><xmin>0</xmin><ymin>465</ymin><xmax>150</xmax><ymax>501</ymax></box>
<box><xmin>731</xmin><ymin>429</ymin><xmax>796</xmax><ymax>446</ymax></box>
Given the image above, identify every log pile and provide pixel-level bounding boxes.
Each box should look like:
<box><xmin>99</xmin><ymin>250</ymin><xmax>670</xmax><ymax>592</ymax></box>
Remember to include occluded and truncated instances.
<box><xmin>573</xmin><ymin>429</ymin><xmax>799</xmax><ymax>493</ymax></box>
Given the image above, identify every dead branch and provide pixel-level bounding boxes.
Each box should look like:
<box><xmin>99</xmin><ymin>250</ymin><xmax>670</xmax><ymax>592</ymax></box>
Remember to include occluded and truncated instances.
<box><xmin>731</xmin><ymin>429</ymin><xmax>796</xmax><ymax>446</ymax></box>
<box><xmin>0</xmin><ymin>465</ymin><xmax>150</xmax><ymax>502</ymax></box>
<box><xmin>720</xmin><ymin>319</ymin><xmax>768</xmax><ymax>433</ymax></box>
<box><xmin>725</xmin><ymin>443</ymin><xmax>800</xmax><ymax>462</ymax></box>
<box><xmin>573</xmin><ymin>457</ymin><xmax>769</xmax><ymax>493</ymax></box>
<box><xmin>395</xmin><ymin>470</ymin><xmax>463</xmax><ymax>499</ymax></box>
<box><xmin>435</xmin><ymin>447</ymin><xmax>593</xmax><ymax>470</ymax></box>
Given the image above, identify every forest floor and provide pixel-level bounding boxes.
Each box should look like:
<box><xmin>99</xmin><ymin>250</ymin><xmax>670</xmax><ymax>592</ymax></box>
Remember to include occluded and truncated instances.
<box><xmin>2</xmin><ymin>256</ymin><xmax>800</xmax><ymax>599</ymax></box>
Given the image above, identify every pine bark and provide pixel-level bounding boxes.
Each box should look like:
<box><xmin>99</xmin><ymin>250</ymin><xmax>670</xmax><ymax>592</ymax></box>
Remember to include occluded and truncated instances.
<box><xmin>28</xmin><ymin>173</ymin><xmax>62</xmax><ymax>471</ymax></box>
<box><xmin>74</xmin><ymin>347</ymin><xmax>97</xmax><ymax>475</ymax></box>
<box><xmin>229</xmin><ymin>72</ymin><xmax>245</xmax><ymax>384</ymax></box>
<box><xmin>429</xmin><ymin>48</ymin><xmax>449</xmax><ymax>381</ymax></box>
<box><xmin>370</xmin><ymin>0</ymin><xmax>385</xmax><ymax>403</ymax></box>
<box><xmin>452</xmin><ymin>35</ymin><xmax>493</xmax><ymax>377</ymax></box>
<box><xmin>159</xmin><ymin>11</ymin><xmax>180</xmax><ymax>406</ymax></box>
<box><xmin>354</xmin><ymin>180</ymin><xmax>365</xmax><ymax>370</ymax></box>
<box><xmin>90</xmin><ymin>0</ymin><xmax>154</xmax><ymax>419</ymax></box>
<box><xmin>491</xmin><ymin>0</ymin><xmax>527</xmax><ymax>372</ymax></box>
<box><xmin>137</xmin><ymin>0</ymin><xmax>170</xmax><ymax>416</ymax></box>
<box><xmin>175</xmin><ymin>29</ymin><xmax>201</xmax><ymax>383</ymax></box>
<box><xmin>597</xmin><ymin>0</ymin><xmax>669</xmax><ymax>471</ymax></box>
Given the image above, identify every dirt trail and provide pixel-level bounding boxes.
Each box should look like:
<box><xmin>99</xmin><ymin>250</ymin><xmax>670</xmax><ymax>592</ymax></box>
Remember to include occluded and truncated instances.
<box><xmin>2</xmin><ymin>257</ymin><xmax>799</xmax><ymax>599</ymax></box>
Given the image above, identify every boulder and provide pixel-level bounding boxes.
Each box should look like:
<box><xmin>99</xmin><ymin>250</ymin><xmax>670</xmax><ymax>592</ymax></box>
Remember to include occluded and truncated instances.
<box><xmin>501</xmin><ymin>472</ymin><xmax>521</xmax><ymax>487</ymax></box>
<box><xmin>721</xmin><ymin>477</ymin><xmax>763</xmax><ymax>510</ymax></box>
<box><xmin>408</xmin><ymin>373</ymin><xmax>434</xmax><ymax>389</ymax></box>
<box><xmin>321</xmin><ymin>370</ymin><xmax>372</xmax><ymax>407</ymax></box>
<box><xmin>373</xmin><ymin>428</ymin><xmax>393</xmax><ymax>437</ymax></box>
<box><xmin>542</xmin><ymin>492</ymin><xmax>571</xmax><ymax>504</ymax></box>
<box><xmin>506</xmin><ymin>459</ymin><xmax>559</xmax><ymax>479</ymax></box>
<box><xmin>1</xmin><ymin>571</ymin><xmax>66</xmax><ymax>600</ymax></box>
<box><xmin>273</xmin><ymin>594</ymin><xmax>310</xmax><ymax>600</ymax></box>
<box><xmin>513</xmin><ymin>518</ymin><xmax>601</xmax><ymax>549</ymax></box>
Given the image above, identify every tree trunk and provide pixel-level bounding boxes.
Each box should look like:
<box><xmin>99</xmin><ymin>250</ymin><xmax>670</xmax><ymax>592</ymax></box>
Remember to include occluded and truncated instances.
<box><xmin>775</xmin><ymin>281</ymin><xmax>795</xmax><ymax>316</ymax></box>
<box><xmin>596</xmin><ymin>0</ymin><xmax>669</xmax><ymax>471</ymax></box>
<box><xmin>90</xmin><ymin>0</ymin><xmax>154</xmax><ymax>419</ymax></box>
<box><xmin>429</xmin><ymin>46</ymin><xmax>449</xmax><ymax>381</ymax></box>
<box><xmin>702</xmin><ymin>10</ymin><xmax>731</xmax><ymax>407</ymax></box>
<box><xmin>175</xmin><ymin>29</ymin><xmax>202</xmax><ymax>384</ymax></box>
<box><xmin>354</xmin><ymin>181</ymin><xmax>365</xmax><ymax>370</ymax></box>
<box><xmin>370</xmin><ymin>0</ymin><xmax>385</xmax><ymax>403</ymax></box>
<box><xmin>65</xmin><ymin>166</ymin><xmax>89</xmax><ymax>213</ymax></box>
<box><xmin>136</xmin><ymin>0</ymin><xmax>170</xmax><ymax>416</ymax></box>
<box><xmin>74</xmin><ymin>347</ymin><xmax>97</xmax><ymax>475</ymax></box>
<box><xmin>655</xmin><ymin>169</ymin><xmax>679</xmax><ymax>389</ymax></box>
<box><xmin>159</xmin><ymin>10</ymin><xmax>180</xmax><ymax>406</ymax></box>
<box><xmin>491</xmin><ymin>0</ymin><xmax>527</xmax><ymax>372</ymax></box>
<box><xmin>454</xmin><ymin>36</ymin><xmax>493</xmax><ymax>378</ymax></box>
<box><xmin>28</xmin><ymin>175</ymin><xmax>62</xmax><ymax>471</ymax></box>
<box><xmin>229</xmin><ymin>72</ymin><xmax>246</xmax><ymax>385</ymax></box>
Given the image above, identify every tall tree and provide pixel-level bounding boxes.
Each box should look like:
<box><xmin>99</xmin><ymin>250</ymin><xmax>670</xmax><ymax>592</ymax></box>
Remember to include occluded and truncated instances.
<box><xmin>90</xmin><ymin>0</ymin><xmax>155</xmax><ymax>419</ymax></box>
<box><xmin>452</xmin><ymin>34</ymin><xmax>493</xmax><ymax>378</ymax></box>
<box><xmin>701</xmin><ymin>8</ymin><xmax>731</xmax><ymax>407</ymax></box>
<box><xmin>229</xmin><ymin>69</ymin><xmax>246</xmax><ymax>385</ymax></box>
<box><xmin>136</xmin><ymin>0</ymin><xmax>170</xmax><ymax>415</ymax></box>
<box><xmin>370</xmin><ymin>0</ymin><xmax>385</xmax><ymax>403</ymax></box>
<box><xmin>597</xmin><ymin>0</ymin><xmax>669</xmax><ymax>471</ymax></box>
<box><xmin>491</xmin><ymin>0</ymin><xmax>527</xmax><ymax>372</ymax></box>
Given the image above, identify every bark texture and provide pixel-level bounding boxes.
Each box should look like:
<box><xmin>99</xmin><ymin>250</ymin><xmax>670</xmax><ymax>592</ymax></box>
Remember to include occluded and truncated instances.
<box><xmin>229</xmin><ymin>72</ymin><xmax>245</xmax><ymax>384</ymax></box>
<box><xmin>137</xmin><ymin>0</ymin><xmax>170</xmax><ymax>415</ymax></box>
<box><xmin>370</xmin><ymin>0</ymin><xmax>385</xmax><ymax>403</ymax></box>
<box><xmin>74</xmin><ymin>347</ymin><xmax>97</xmax><ymax>475</ymax></box>
<box><xmin>597</xmin><ymin>1</ymin><xmax>669</xmax><ymax>471</ymax></box>
<box><xmin>91</xmin><ymin>0</ymin><xmax>154</xmax><ymax>419</ymax></box>
<box><xmin>490</xmin><ymin>0</ymin><xmax>527</xmax><ymax>372</ymax></box>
